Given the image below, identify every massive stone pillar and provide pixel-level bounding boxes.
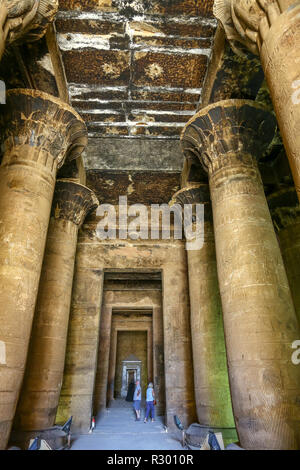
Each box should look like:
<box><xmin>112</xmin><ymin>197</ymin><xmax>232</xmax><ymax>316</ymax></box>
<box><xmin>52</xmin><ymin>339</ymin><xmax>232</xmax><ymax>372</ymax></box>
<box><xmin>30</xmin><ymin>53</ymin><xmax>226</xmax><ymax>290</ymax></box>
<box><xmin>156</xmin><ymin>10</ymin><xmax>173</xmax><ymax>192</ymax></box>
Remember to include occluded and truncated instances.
<box><xmin>107</xmin><ymin>328</ymin><xmax>118</xmax><ymax>406</ymax></box>
<box><xmin>268</xmin><ymin>187</ymin><xmax>300</xmax><ymax>322</ymax></box>
<box><xmin>182</xmin><ymin>99</ymin><xmax>300</xmax><ymax>449</ymax></box>
<box><xmin>14</xmin><ymin>180</ymin><xmax>98</xmax><ymax>431</ymax></box>
<box><xmin>152</xmin><ymin>305</ymin><xmax>165</xmax><ymax>417</ymax></box>
<box><xmin>0</xmin><ymin>0</ymin><xmax>58</xmax><ymax>61</ymax></box>
<box><xmin>214</xmin><ymin>0</ymin><xmax>300</xmax><ymax>201</ymax></box>
<box><xmin>170</xmin><ymin>185</ymin><xmax>235</xmax><ymax>431</ymax></box>
<box><xmin>0</xmin><ymin>89</ymin><xmax>87</xmax><ymax>449</ymax></box>
<box><xmin>162</xmin><ymin>255</ymin><xmax>197</xmax><ymax>428</ymax></box>
<box><xmin>56</xmin><ymin>263</ymin><xmax>104</xmax><ymax>431</ymax></box>
<box><xmin>93</xmin><ymin>299</ymin><xmax>113</xmax><ymax>418</ymax></box>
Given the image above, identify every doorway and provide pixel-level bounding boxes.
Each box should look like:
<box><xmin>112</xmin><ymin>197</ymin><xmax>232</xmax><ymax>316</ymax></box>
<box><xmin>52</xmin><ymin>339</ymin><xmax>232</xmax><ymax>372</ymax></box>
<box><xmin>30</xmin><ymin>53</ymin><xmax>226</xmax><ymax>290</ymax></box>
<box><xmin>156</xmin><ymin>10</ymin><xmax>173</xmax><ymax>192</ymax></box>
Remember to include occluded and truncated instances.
<box><xmin>115</xmin><ymin>331</ymin><xmax>147</xmax><ymax>399</ymax></box>
<box><xmin>92</xmin><ymin>271</ymin><xmax>165</xmax><ymax>419</ymax></box>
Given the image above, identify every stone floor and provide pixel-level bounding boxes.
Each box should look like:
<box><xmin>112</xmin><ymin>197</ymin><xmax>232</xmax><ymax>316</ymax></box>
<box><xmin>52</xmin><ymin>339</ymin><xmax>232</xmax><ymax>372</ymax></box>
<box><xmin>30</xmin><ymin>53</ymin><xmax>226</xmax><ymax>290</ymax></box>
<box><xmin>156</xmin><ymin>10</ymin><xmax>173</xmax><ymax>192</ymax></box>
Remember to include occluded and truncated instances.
<box><xmin>70</xmin><ymin>399</ymin><xmax>184</xmax><ymax>450</ymax></box>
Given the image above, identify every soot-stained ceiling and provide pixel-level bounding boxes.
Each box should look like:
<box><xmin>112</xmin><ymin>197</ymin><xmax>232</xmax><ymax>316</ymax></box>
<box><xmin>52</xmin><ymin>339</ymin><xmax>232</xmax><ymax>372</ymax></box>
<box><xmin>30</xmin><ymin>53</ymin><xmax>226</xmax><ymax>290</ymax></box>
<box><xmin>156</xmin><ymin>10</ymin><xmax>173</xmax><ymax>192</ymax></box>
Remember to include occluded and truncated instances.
<box><xmin>56</xmin><ymin>0</ymin><xmax>216</xmax><ymax>140</ymax></box>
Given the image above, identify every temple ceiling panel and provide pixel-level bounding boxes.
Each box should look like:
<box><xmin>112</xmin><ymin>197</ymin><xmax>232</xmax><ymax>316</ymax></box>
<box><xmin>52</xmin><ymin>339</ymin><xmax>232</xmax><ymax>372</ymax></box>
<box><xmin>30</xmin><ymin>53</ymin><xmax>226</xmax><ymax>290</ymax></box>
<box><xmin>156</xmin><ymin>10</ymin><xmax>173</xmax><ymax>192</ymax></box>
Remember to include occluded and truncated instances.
<box><xmin>55</xmin><ymin>0</ymin><xmax>217</xmax><ymax>139</ymax></box>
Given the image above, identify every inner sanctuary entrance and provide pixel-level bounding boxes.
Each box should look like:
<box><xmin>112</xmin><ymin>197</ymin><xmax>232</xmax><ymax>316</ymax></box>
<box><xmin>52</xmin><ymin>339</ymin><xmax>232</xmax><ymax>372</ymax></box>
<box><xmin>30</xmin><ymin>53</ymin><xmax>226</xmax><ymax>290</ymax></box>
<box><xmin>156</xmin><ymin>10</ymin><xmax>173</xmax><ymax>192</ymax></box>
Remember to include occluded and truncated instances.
<box><xmin>92</xmin><ymin>272</ymin><xmax>166</xmax><ymax>419</ymax></box>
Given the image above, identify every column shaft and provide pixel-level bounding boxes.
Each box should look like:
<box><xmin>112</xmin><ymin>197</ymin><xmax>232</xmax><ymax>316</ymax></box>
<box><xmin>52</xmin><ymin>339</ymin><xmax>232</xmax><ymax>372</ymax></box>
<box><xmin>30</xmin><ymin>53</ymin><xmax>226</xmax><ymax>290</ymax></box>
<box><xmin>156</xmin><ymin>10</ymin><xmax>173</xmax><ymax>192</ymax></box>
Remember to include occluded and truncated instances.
<box><xmin>171</xmin><ymin>185</ymin><xmax>235</xmax><ymax>431</ymax></box>
<box><xmin>152</xmin><ymin>306</ymin><xmax>165</xmax><ymax>417</ymax></box>
<box><xmin>278</xmin><ymin>223</ymin><xmax>300</xmax><ymax>323</ymax></box>
<box><xmin>0</xmin><ymin>89</ymin><xmax>87</xmax><ymax>449</ymax></box>
<box><xmin>260</xmin><ymin>3</ymin><xmax>300</xmax><ymax>199</ymax></box>
<box><xmin>187</xmin><ymin>231</ymin><xmax>235</xmax><ymax>429</ymax></box>
<box><xmin>182</xmin><ymin>99</ymin><xmax>300</xmax><ymax>449</ymax></box>
<box><xmin>0</xmin><ymin>146</ymin><xmax>56</xmax><ymax>447</ymax></box>
<box><xmin>93</xmin><ymin>303</ymin><xmax>113</xmax><ymax>417</ymax></box>
<box><xmin>214</xmin><ymin>0</ymin><xmax>300</xmax><ymax>200</ymax></box>
<box><xmin>268</xmin><ymin>187</ymin><xmax>300</xmax><ymax>323</ymax></box>
<box><xmin>14</xmin><ymin>181</ymin><xmax>98</xmax><ymax>431</ymax></box>
<box><xmin>56</xmin><ymin>266</ymin><xmax>104</xmax><ymax>431</ymax></box>
<box><xmin>163</xmin><ymin>256</ymin><xmax>197</xmax><ymax>428</ymax></box>
<box><xmin>107</xmin><ymin>328</ymin><xmax>118</xmax><ymax>405</ymax></box>
<box><xmin>211</xmin><ymin>153</ymin><xmax>300</xmax><ymax>449</ymax></box>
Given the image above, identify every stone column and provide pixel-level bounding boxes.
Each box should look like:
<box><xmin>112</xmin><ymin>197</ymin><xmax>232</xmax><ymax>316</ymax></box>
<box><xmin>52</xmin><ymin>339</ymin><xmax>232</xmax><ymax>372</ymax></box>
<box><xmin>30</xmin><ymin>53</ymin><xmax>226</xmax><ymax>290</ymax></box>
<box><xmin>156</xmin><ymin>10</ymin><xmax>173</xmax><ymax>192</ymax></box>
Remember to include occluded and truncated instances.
<box><xmin>162</xmin><ymin>255</ymin><xmax>197</xmax><ymax>429</ymax></box>
<box><xmin>170</xmin><ymin>184</ymin><xmax>235</xmax><ymax>431</ymax></box>
<box><xmin>268</xmin><ymin>187</ymin><xmax>300</xmax><ymax>322</ymax></box>
<box><xmin>0</xmin><ymin>0</ymin><xmax>58</xmax><ymax>61</ymax></box>
<box><xmin>214</xmin><ymin>0</ymin><xmax>300</xmax><ymax>201</ymax></box>
<box><xmin>182</xmin><ymin>99</ymin><xmax>300</xmax><ymax>450</ymax></box>
<box><xmin>0</xmin><ymin>89</ymin><xmax>87</xmax><ymax>449</ymax></box>
<box><xmin>56</xmin><ymin>265</ymin><xmax>104</xmax><ymax>431</ymax></box>
<box><xmin>152</xmin><ymin>306</ymin><xmax>165</xmax><ymax>417</ymax></box>
<box><xmin>107</xmin><ymin>328</ymin><xmax>118</xmax><ymax>405</ymax></box>
<box><xmin>14</xmin><ymin>180</ymin><xmax>98</xmax><ymax>431</ymax></box>
<box><xmin>93</xmin><ymin>301</ymin><xmax>113</xmax><ymax>418</ymax></box>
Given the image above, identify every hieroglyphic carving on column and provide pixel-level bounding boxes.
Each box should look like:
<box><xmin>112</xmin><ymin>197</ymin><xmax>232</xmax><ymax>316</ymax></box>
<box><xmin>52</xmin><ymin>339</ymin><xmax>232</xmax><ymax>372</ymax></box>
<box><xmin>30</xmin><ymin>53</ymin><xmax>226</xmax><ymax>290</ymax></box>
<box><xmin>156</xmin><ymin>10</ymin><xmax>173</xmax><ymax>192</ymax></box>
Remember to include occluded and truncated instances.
<box><xmin>0</xmin><ymin>88</ymin><xmax>87</xmax><ymax>450</ymax></box>
<box><xmin>0</xmin><ymin>1</ymin><xmax>58</xmax><ymax>59</ymax></box>
<box><xmin>181</xmin><ymin>100</ymin><xmax>300</xmax><ymax>449</ymax></box>
<box><xmin>13</xmin><ymin>180</ymin><xmax>99</xmax><ymax>432</ymax></box>
<box><xmin>1</xmin><ymin>88</ymin><xmax>88</xmax><ymax>169</ymax></box>
<box><xmin>52</xmin><ymin>179</ymin><xmax>99</xmax><ymax>227</ymax></box>
<box><xmin>170</xmin><ymin>184</ymin><xmax>211</xmax><ymax>211</ymax></box>
<box><xmin>181</xmin><ymin>98</ymin><xmax>276</xmax><ymax>176</ymax></box>
<box><xmin>214</xmin><ymin>0</ymin><xmax>300</xmax><ymax>202</ymax></box>
<box><xmin>170</xmin><ymin>184</ymin><xmax>236</xmax><ymax>433</ymax></box>
<box><xmin>170</xmin><ymin>184</ymin><xmax>213</xmax><ymax>235</ymax></box>
<box><xmin>213</xmin><ymin>0</ymin><xmax>294</xmax><ymax>55</ymax></box>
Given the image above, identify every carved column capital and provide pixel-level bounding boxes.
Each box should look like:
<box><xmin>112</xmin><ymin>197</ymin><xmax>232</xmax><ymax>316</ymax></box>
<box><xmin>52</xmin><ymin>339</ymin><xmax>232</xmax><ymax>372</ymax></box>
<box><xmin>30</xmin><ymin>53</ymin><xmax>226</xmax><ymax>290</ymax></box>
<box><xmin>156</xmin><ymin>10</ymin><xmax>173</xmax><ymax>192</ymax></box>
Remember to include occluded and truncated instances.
<box><xmin>51</xmin><ymin>179</ymin><xmax>99</xmax><ymax>227</ymax></box>
<box><xmin>268</xmin><ymin>187</ymin><xmax>300</xmax><ymax>231</ymax></box>
<box><xmin>213</xmin><ymin>0</ymin><xmax>294</xmax><ymax>56</ymax></box>
<box><xmin>170</xmin><ymin>183</ymin><xmax>211</xmax><ymax>207</ymax></box>
<box><xmin>0</xmin><ymin>89</ymin><xmax>88</xmax><ymax>169</ymax></box>
<box><xmin>181</xmin><ymin>99</ymin><xmax>276</xmax><ymax>176</ymax></box>
<box><xmin>0</xmin><ymin>0</ymin><xmax>58</xmax><ymax>59</ymax></box>
<box><xmin>170</xmin><ymin>184</ymin><xmax>213</xmax><ymax>226</ymax></box>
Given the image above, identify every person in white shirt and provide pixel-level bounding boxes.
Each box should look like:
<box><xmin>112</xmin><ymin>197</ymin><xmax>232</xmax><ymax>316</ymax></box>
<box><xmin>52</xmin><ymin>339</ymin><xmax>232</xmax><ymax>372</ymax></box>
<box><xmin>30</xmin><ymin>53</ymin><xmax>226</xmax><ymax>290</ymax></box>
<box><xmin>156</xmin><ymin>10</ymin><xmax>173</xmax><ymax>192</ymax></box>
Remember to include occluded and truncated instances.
<box><xmin>133</xmin><ymin>380</ymin><xmax>142</xmax><ymax>421</ymax></box>
<box><xmin>144</xmin><ymin>382</ymin><xmax>155</xmax><ymax>423</ymax></box>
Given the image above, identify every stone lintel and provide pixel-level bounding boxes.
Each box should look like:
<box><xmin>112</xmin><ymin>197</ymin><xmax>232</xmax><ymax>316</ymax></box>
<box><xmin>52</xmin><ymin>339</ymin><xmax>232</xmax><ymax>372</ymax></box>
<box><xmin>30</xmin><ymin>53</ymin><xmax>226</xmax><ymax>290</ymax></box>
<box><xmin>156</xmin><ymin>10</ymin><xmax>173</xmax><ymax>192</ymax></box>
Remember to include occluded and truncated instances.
<box><xmin>181</xmin><ymin>99</ymin><xmax>276</xmax><ymax>175</ymax></box>
<box><xmin>267</xmin><ymin>186</ymin><xmax>300</xmax><ymax>230</ymax></box>
<box><xmin>51</xmin><ymin>179</ymin><xmax>99</xmax><ymax>226</ymax></box>
<box><xmin>0</xmin><ymin>89</ymin><xmax>88</xmax><ymax>168</ymax></box>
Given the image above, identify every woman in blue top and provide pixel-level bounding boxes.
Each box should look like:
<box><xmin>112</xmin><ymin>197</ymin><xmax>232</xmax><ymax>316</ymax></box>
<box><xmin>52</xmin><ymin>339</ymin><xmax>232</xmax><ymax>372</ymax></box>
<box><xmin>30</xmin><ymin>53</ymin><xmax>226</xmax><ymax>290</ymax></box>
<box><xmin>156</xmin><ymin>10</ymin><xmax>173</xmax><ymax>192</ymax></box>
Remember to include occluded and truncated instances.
<box><xmin>144</xmin><ymin>382</ymin><xmax>155</xmax><ymax>423</ymax></box>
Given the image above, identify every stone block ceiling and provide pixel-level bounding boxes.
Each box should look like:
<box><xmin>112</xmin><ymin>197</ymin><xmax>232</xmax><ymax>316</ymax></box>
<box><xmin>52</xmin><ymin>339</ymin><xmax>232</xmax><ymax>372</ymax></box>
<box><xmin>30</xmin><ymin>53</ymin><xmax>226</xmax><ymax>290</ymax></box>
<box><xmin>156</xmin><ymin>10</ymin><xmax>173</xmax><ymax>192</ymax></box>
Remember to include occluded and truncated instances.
<box><xmin>56</xmin><ymin>0</ymin><xmax>216</xmax><ymax>139</ymax></box>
